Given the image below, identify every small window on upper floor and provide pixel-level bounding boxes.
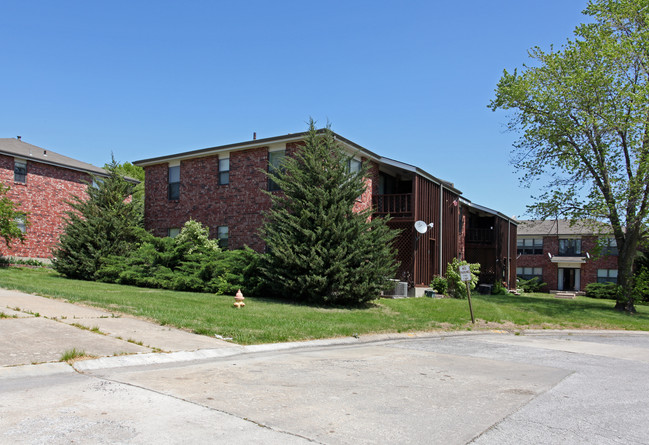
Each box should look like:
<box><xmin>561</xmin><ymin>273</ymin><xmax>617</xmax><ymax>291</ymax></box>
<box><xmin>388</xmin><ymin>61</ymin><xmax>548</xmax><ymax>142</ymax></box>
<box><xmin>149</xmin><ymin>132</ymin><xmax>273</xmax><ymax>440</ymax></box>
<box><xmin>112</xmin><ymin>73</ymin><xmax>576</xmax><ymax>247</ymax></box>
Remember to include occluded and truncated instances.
<box><xmin>14</xmin><ymin>160</ymin><xmax>26</xmax><ymax>183</ymax></box>
<box><xmin>168</xmin><ymin>165</ymin><xmax>180</xmax><ymax>200</ymax></box>
<box><xmin>347</xmin><ymin>158</ymin><xmax>362</xmax><ymax>175</ymax></box>
<box><xmin>219</xmin><ymin>158</ymin><xmax>230</xmax><ymax>185</ymax></box>
<box><xmin>601</xmin><ymin>237</ymin><xmax>618</xmax><ymax>256</ymax></box>
<box><xmin>517</xmin><ymin>238</ymin><xmax>543</xmax><ymax>255</ymax></box>
<box><xmin>559</xmin><ymin>238</ymin><xmax>581</xmax><ymax>256</ymax></box>
<box><xmin>167</xmin><ymin>227</ymin><xmax>181</xmax><ymax>238</ymax></box>
<box><xmin>268</xmin><ymin>150</ymin><xmax>286</xmax><ymax>191</ymax></box>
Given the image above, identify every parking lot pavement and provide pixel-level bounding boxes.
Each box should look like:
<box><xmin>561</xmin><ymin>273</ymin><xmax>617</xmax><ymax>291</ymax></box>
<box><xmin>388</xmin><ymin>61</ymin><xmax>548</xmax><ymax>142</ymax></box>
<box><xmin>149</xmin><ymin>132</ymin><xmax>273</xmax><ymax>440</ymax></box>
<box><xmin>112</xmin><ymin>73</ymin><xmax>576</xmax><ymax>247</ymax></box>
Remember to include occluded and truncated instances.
<box><xmin>4</xmin><ymin>331</ymin><xmax>647</xmax><ymax>444</ymax></box>
<box><xmin>0</xmin><ymin>288</ymin><xmax>239</xmax><ymax>367</ymax></box>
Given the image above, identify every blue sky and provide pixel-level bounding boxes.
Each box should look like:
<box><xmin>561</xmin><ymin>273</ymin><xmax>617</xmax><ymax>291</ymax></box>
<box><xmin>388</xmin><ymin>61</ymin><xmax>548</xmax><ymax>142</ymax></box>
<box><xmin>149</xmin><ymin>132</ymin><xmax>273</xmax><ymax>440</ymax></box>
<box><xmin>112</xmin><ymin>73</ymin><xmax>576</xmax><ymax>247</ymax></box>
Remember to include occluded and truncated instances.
<box><xmin>0</xmin><ymin>0</ymin><xmax>590</xmax><ymax>219</ymax></box>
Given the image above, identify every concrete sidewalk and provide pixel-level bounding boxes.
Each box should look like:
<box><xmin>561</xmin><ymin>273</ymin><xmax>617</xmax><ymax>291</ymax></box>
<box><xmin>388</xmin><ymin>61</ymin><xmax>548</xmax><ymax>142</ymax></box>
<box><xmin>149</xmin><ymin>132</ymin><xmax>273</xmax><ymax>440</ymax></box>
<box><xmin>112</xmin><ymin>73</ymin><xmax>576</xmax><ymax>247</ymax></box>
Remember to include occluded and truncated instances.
<box><xmin>0</xmin><ymin>288</ymin><xmax>240</xmax><ymax>367</ymax></box>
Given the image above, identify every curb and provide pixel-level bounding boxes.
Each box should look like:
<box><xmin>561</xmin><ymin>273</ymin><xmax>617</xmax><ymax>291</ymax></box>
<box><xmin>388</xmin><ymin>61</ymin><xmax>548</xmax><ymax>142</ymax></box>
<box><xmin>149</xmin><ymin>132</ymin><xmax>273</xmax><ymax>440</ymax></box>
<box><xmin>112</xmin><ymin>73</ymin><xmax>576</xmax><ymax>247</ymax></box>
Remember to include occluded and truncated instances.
<box><xmin>4</xmin><ymin>329</ymin><xmax>648</xmax><ymax>378</ymax></box>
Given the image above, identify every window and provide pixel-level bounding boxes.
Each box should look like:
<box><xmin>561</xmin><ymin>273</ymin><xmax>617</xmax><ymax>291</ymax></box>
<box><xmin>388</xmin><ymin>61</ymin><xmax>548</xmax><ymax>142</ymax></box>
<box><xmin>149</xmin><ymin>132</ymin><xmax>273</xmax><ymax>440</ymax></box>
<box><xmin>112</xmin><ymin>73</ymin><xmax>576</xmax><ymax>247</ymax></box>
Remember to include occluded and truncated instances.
<box><xmin>597</xmin><ymin>269</ymin><xmax>618</xmax><ymax>284</ymax></box>
<box><xmin>14</xmin><ymin>216</ymin><xmax>26</xmax><ymax>233</ymax></box>
<box><xmin>168</xmin><ymin>165</ymin><xmax>180</xmax><ymax>200</ymax></box>
<box><xmin>219</xmin><ymin>158</ymin><xmax>230</xmax><ymax>185</ymax></box>
<box><xmin>516</xmin><ymin>267</ymin><xmax>543</xmax><ymax>281</ymax></box>
<box><xmin>217</xmin><ymin>226</ymin><xmax>229</xmax><ymax>249</ymax></box>
<box><xmin>14</xmin><ymin>160</ymin><xmax>26</xmax><ymax>183</ymax></box>
<box><xmin>167</xmin><ymin>227</ymin><xmax>180</xmax><ymax>238</ymax></box>
<box><xmin>268</xmin><ymin>150</ymin><xmax>286</xmax><ymax>191</ymax></box>
<box><xmin>92</xmin><ymin>177</ymin><xmax>104</xmax><ymax>189</ymax></box>
<box><xmin>601</xmin><ymin>237</ymin><xmax>618</xmax><ymax>256</ymax></box>
<box><xmin>347</xmin><ymin>158</ymin><xmax>362</xmax><ymax>174</ymax></box>
<box><xmin>517</xmin><ymin>238</ymin><xmax>543</xmax><ymax>255</ymax></box>
<box><xmin>559</xmin><ymin>238</ymin><xmax>581</xmax><ymax>256</ymax></box>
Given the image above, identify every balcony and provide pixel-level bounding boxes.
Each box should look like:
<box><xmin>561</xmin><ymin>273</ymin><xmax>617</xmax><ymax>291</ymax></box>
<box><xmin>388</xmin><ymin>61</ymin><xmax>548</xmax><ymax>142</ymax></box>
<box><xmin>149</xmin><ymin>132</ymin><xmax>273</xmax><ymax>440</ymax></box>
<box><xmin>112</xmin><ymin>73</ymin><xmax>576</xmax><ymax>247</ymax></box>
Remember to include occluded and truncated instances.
<box><xmin>466</xmin><ymin>228</ymin><xmax>494</xmax><ymax>244</ymax></box>
<box><xmin>373</xmin><ymin>193</ymin><xmax>412</xmax><ymax>218</ymax></box>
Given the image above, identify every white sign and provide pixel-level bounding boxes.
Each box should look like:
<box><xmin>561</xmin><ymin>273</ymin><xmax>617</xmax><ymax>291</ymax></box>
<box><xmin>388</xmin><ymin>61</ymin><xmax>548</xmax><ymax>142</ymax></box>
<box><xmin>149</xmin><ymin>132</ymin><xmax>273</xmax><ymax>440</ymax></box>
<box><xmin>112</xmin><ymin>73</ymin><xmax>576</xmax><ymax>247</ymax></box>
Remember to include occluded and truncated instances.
<box><xmin>459</xmin><ymin>265</ymin><xmax>471</xmax><ymax>282</ymax></box>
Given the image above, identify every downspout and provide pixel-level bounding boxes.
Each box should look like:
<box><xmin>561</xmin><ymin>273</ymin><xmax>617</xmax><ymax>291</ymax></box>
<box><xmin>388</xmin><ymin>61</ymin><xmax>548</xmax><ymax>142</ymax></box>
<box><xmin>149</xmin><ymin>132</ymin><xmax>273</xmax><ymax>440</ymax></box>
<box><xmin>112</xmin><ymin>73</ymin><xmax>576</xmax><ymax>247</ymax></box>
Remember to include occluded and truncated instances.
<box><xmin>507</xmin><ymin>220</ymin><xmax>511</xmax><ymax>288</ymax></box>
<box><xmin>439</xmin><ymin>184</ymin><xmax>444</xmax><ymax>276</ymax></box>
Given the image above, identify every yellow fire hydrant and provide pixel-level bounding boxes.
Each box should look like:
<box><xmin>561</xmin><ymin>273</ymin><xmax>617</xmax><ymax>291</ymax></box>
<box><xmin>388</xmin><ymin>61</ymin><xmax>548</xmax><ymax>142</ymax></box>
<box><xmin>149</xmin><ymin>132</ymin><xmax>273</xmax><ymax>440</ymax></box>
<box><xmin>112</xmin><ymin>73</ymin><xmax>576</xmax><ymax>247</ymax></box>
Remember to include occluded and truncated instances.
<box><xmin>233</xmin><ymin>289</ymin><xmax>245</xmax><ymax>308</ymax></box>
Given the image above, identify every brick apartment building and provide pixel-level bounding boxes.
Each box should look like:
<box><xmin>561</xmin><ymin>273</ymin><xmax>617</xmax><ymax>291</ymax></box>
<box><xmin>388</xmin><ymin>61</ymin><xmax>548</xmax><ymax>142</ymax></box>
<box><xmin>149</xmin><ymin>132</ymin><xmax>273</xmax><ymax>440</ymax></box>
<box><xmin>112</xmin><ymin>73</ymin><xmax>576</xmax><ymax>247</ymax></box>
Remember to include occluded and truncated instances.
<box><xmin>0</xmin><ymin>137</ymin><xmax>110</xmax><ymax>260</ymax></box>
<box><xmin>516</xmin><ymin>219</ymin><xmax>619</xmax><ymax>292</ymax></box>
<box><xmin>134</xmin><ymin>131</ymin><xmax>518</xmax><ymax>290</ymax></box>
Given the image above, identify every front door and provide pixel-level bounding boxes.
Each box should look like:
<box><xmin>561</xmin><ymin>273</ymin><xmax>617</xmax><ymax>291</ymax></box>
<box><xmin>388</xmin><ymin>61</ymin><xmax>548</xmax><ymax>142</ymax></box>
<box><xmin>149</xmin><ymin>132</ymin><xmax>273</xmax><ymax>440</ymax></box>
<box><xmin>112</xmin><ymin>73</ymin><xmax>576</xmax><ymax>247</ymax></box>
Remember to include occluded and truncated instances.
<box><xmin>558</xmin><ymin>268</ymin><xmax>581</xmax><ymax>291</ymax></box>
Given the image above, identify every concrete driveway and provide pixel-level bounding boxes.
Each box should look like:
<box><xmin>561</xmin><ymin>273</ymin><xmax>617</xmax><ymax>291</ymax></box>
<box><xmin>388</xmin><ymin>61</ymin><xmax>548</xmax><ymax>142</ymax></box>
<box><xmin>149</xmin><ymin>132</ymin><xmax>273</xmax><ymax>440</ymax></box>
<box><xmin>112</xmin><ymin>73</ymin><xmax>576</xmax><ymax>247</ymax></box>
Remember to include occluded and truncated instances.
<box><xmin>2</xmin><ymin>288</ymin><xmax>649</xmax><ymax>444</ymax></box>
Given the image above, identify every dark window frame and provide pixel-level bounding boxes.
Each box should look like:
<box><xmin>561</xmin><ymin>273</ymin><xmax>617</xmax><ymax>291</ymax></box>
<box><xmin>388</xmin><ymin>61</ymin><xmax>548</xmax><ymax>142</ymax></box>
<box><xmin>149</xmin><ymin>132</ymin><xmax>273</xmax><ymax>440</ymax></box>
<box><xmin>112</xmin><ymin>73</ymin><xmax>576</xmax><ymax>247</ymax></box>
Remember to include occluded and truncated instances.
<box><xmin>516</xmin><ymin>266</ymin><xmax>543</xmax><ymax>281</ymax></box>
<box><xmin>558</xmin><ymin>238</ymin><xmax>582</xmax><ymax>256</ymax></box>
<box><xmin>219</xmin><ymin>158</ymin><xmax>230</xmax><ymax>185</ymax></box>
<box><xmin>597</xmin><ymin>269</ymin><xmax>618</xmax><ymax>284</ymax></box>
<box><xmin>217</xmin><ymin>225</ymin><xmax>229</xmax><ymax>250</ymax></box>
<box><xmin>168</xmin><ymin>165</ymin><xmax>180</xmax><ymax>200</ymax></box>
<box><xmin>14</xmin><ymin>160</ymin><xmax>26</xmax><ymax>183</ymax></box>
<box><xmin>517</xmin><ymin>238</ymin><xmax>543</xmax><ymax>255</ymax></box>
<box><xmin>268</xmin><ymin>150</ymin><xmax>286</xmax><ymax>192</ymax></box>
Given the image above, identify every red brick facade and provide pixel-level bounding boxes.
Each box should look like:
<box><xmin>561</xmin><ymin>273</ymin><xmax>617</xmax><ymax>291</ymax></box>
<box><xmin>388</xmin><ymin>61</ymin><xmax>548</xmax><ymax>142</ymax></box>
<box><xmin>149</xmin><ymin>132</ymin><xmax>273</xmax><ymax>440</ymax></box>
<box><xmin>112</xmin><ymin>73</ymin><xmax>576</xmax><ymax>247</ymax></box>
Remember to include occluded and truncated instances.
<box><xmin>0</xmin><ymin>153</ymin><xmax>92</xmax><ymax>260</ymax></box>
<box><xmin>142</xmin><ymin>145</ymin><xmax>381</xmax><ymax>252</ymax></box>
<box><xmin>137</xmin><ymin>132</ymin><xmax>516</xmax><ymax>289</ymax></box>
<box><xmin>517</xmin><ymin>234</ymin><xmax>618</xmax><ymax>291</ymax></box>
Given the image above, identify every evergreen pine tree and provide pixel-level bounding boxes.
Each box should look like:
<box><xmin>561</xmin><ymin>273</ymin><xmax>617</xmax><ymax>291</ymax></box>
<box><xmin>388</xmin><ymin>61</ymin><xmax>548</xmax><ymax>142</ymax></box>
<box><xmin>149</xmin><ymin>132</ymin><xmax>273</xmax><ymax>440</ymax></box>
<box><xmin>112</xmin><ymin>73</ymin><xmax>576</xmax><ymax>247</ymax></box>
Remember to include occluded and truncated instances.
<box><xmin>52</xmin><ymin>162</ymin><xmax>143</xmax><ymax>279</ymax></box>
<box><xmin>260</xmin><ymin>120</ymin><xmax>399</xmax><ymax>306</ymax></box>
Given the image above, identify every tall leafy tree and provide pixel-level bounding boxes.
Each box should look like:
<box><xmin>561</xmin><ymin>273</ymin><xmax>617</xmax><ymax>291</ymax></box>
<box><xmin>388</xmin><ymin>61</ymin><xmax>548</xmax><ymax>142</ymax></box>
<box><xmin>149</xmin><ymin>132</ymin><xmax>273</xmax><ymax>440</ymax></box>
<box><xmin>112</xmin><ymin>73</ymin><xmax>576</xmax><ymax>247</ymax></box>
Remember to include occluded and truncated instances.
<box><xmin>53</xmin><ymin>162</ymin><xmax>142</xmax><ymax>279</ymax></box>
<box><xmin>0</xmin><ymin>183</ymin><xmax>27</xmax><ymax>248</ymax></box>
<box><xmin>260</xmin><ymin>120</ymin><xmax>399</xmax><ymax>306</ymax></box>
<box><xmin>491</xmin><ymin>0</ymin><xmax>649</xmax><ymax>312</ymax></box>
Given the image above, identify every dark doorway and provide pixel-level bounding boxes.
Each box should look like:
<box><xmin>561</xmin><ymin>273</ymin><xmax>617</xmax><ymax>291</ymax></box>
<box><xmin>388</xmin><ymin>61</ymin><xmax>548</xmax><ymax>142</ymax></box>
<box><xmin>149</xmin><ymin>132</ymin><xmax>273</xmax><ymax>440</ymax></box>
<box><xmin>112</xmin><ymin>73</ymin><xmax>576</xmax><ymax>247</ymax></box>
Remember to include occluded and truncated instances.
<box><xmin>561</xmin><ymin>268</ymin><xmax>576</xmax><ymax>291</ymax></box>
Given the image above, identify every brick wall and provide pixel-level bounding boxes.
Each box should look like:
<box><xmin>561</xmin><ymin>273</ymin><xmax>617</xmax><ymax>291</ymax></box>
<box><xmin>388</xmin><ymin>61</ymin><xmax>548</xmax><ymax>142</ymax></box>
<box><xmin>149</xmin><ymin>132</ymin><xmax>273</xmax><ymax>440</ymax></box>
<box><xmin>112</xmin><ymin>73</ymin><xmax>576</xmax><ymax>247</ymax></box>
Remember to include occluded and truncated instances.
<box><xmin>517</xmin><ymin>235</ymin><xmax>619</xmax><ymax>290</ymax></box>
<box><xmin>0</xmin><ymin>153</ymin><xmax>91</xmax><ymax>259</ymax></box>
<box><xmin>143</xmin><ymin>146</ymin><xmax>381</xmax><ymax>252</ymax></box>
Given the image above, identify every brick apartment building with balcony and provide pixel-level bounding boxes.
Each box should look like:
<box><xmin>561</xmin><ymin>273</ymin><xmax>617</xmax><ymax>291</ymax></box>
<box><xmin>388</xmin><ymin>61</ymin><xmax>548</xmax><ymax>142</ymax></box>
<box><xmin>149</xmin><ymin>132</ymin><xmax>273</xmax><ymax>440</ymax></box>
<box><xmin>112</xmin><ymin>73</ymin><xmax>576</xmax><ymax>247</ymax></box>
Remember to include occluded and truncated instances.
<box><xmin>0</xmin><ymin>137</ymin><xmax>111</xmax><ymax>260</ymax></box>
<box><xmin>134</xmin><ymin>130</ymin><xmax>518</xmax><ymax>290</ymax></box>
<box><xmin>516</xmin><ymin>219</ymin><xmax>619</xmax><ymax>292</ymax></box>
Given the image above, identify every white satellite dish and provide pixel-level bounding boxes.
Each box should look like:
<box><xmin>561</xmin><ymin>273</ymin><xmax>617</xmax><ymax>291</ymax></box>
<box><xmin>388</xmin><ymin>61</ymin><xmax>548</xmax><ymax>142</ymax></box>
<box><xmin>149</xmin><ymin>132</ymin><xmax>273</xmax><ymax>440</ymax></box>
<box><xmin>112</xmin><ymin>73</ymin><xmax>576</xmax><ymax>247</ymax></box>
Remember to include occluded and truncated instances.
<box><xmin>414</xmin><ymin>220</ymin><xmax>428</xmax><ymax>234</ymax></box>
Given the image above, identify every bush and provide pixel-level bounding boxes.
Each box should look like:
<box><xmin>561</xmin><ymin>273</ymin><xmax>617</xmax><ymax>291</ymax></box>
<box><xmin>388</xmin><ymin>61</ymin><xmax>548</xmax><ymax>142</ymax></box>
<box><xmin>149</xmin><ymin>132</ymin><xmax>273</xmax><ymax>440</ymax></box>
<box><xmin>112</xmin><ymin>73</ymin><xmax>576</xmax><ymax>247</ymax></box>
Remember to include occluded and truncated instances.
<box><xmin>445</xmin><ymin>258</ymin><xmax>480</xmax><ymax>299</ymax></box>
<box><xmin>491</xmin><ymin>281</ymin><xmax>509</xmax><ymax>295</ymax></box>
<box><xmin>96</xmin><ymin>221</ymin><xmax>260</xmax><ymax>296</ymax></box>
<box><xmin>585</xmin><ymin>282</ymin><xmax>619</xmax><ymax>300</ymax></box>
<box><xmin>431</xmin><ymin>276</ymin><xmax>448</xmax><ymax>295</ymax></box>
<box><xmin>517</xmin><ymin>277</ymin><xmax>547</xmax><ymax>293</ymax></box>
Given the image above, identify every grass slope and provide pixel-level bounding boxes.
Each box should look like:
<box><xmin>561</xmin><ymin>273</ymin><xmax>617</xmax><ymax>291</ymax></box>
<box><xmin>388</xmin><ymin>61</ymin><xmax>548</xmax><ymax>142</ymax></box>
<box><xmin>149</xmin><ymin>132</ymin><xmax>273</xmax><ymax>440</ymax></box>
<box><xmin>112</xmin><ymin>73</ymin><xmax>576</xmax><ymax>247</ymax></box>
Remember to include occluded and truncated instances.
<box><xmin>0</xmin><ymin>267</ymin><xmax>647</xmax><ymax>344</ymax></box>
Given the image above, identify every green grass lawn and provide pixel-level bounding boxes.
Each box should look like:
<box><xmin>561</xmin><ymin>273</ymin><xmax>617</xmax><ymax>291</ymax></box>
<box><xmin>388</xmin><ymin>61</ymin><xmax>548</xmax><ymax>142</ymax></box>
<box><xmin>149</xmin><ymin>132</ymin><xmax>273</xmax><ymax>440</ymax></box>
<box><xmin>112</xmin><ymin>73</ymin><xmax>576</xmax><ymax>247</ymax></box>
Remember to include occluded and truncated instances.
<box><xmin>1</xmin><ymin>267</ymin><xmax>647</xmax><ymax>344</ymax></box>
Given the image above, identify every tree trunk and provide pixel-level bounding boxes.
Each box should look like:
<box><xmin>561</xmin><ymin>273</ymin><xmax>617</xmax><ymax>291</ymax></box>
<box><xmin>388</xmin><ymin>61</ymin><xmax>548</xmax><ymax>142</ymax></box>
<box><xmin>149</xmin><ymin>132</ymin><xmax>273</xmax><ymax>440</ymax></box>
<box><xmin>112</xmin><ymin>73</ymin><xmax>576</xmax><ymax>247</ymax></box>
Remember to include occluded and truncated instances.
<box><xmin>616</xmin><ymin>236</ymin><xmax>637</xmax><ymax>313</ymax></box>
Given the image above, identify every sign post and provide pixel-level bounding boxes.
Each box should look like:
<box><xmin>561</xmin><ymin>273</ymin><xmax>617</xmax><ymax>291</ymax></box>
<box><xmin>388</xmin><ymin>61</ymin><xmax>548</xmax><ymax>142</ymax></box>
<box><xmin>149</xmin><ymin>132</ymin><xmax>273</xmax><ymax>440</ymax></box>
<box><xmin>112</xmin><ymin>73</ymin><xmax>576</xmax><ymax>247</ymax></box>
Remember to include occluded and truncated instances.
<box><xmin>459</xmin><ymin>265</ymin><xmax>475</xmax><ymax>324</ymax></box>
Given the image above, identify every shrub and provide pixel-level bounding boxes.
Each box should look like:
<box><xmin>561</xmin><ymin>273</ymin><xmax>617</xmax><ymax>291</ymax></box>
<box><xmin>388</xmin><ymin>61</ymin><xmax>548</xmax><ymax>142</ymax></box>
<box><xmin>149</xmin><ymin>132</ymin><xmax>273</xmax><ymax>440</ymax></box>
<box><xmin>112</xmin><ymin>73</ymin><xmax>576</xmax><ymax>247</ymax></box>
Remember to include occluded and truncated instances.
<box><xmin>445</xmin><ymin>258</ymin><xmax>480</xmax><ymax>299</ymax></box>
<box><xmin>517</xmin><ymin>277</ymin><xmax>547</xmax><ymax>293</ymax></box>
<box><xmin>491</xmin><ymin>281</ymin><xmax>509</xmax><ymax>295</ymax></box>
<box><xmin>96</xmin><ymin>221</ymin><xmax>260</xmax><ymax>295</ymax></box>
<box><xmin>431</xmin><ymin>276</ymin><xmax>448</xmax><ymax>295</ymax></box>
<box><xmin>585</xmin><ymin>282</ymin><xmax>619</xmax><ymax>300</ymax></box>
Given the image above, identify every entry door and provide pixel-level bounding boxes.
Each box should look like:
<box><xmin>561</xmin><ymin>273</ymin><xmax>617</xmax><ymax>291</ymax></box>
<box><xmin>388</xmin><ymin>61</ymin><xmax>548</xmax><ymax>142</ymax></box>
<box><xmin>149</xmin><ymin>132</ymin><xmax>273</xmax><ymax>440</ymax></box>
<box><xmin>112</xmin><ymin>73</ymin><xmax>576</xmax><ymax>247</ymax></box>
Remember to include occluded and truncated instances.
<box><xmin>559</xmin><ymin>268</ymin><xmax>581</xmax><ymax>291</ymax></box>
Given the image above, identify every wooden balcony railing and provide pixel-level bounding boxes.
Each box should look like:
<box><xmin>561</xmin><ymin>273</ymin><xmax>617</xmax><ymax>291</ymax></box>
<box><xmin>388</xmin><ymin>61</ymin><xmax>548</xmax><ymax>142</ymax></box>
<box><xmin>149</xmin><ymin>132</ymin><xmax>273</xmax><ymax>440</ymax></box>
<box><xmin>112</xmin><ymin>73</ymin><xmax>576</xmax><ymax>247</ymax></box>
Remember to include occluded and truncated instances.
<box><xmin>466</xmin><ymin>228</ymin><xmax>494</xmax><ymax>244</ymax></box>
<box><xmin>373</xmin><ymin>194</ymin><xmax>412</xmax><ymax>218</ymax></box>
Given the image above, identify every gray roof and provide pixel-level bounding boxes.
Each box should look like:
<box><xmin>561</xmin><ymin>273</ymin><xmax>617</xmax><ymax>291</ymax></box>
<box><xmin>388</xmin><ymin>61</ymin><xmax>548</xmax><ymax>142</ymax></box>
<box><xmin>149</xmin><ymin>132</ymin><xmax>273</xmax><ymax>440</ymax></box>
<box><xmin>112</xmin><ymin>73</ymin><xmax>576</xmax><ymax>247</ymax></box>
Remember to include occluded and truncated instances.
<box><xmin>0</xmin><ymin>138</ymin><xmax>109</xmax><ymax>177</ymax></box>
<box><xmin>517</xmin><ymin>219</ymin><xmax>612</xmax><ymax>236</ymax></box>
<box><xmin>133</xmin><ymin>130</ymin><xmax>462</xmax><ymax>194</ymax></box>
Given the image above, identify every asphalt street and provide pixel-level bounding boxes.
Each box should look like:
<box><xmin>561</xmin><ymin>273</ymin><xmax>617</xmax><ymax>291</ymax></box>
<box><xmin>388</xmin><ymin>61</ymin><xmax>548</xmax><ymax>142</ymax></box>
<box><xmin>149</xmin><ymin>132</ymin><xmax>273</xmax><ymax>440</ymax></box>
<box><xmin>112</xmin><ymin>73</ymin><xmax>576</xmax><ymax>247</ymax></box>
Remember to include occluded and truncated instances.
<box><xmin>2</xmin><ymin>329</ymin><xmax>649</xmax><ymax>444</ymax></box>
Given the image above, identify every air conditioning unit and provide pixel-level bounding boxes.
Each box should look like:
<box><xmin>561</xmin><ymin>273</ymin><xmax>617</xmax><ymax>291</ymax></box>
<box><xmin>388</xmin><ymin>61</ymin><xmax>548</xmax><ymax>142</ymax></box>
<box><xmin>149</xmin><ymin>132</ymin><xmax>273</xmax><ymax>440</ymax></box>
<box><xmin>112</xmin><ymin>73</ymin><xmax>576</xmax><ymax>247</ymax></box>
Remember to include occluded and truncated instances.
<box><xmin>382</xmin><ymin>280</ymin><xmax>409</xmax><ymax>298</ymax></box>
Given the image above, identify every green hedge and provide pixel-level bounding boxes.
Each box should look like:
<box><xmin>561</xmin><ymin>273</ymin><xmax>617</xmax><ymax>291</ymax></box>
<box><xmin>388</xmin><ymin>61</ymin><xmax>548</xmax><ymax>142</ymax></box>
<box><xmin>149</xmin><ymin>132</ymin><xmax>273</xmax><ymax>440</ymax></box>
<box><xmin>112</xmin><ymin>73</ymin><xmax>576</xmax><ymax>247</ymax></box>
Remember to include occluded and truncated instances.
<box><xmin>585</xmin><ymin>282</ymin><xmax>619</xmax><ymax>300</ymax></box>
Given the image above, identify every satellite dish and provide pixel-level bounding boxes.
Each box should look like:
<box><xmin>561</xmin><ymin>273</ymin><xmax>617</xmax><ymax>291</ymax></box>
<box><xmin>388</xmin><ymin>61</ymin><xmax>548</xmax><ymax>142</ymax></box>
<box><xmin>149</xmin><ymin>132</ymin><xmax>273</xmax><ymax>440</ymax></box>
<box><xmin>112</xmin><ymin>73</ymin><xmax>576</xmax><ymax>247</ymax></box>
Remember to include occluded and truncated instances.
<box><xmin>414</xmin><ymin>220</ymin><xmax>428</xmax><ymax>234</ymax></box>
